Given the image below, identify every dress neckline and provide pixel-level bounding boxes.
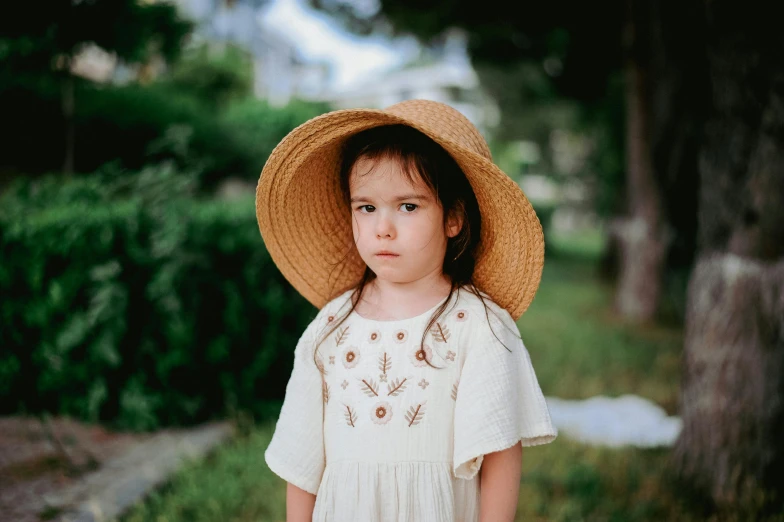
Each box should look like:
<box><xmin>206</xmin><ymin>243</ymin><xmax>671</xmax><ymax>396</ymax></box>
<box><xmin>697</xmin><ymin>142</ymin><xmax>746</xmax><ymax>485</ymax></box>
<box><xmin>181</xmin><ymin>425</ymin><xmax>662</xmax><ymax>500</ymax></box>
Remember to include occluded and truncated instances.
<box><xmin>349</xmin><ymin>292</ymin><xmax>453</xmax><ymax>325</ymax></box>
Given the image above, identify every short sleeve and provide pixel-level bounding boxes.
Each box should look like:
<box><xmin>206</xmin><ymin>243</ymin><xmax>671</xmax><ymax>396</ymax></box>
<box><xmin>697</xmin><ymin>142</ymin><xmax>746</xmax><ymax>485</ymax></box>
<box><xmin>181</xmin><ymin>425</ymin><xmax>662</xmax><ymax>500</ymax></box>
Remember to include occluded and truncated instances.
<box><xmin>453</xmin><ymin>306</ymin><xmax>557</xmax><ymax>480</ymax></box>
<box><xmin>264</xmin><ymin>314</ymin><xmax>326</xmax><ymax>494</ymax></box>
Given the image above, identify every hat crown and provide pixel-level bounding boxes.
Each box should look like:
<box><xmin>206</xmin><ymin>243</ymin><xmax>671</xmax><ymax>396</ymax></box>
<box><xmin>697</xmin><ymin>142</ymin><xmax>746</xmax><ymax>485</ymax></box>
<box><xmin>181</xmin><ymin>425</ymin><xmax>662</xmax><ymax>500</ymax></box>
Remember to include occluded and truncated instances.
<box><xmin>383</xmin><ymin>99</ymin><xmax>492</xmax><ymax>161</ymax></box>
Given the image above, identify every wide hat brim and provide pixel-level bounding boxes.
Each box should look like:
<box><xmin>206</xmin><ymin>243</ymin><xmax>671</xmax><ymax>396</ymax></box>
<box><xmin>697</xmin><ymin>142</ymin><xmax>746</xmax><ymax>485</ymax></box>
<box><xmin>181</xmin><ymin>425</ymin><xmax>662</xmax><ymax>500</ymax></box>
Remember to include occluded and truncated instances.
<box><xmin>255</xmin><ymin>100</ymin><xmax>544</xmax><ymax>321</ymax></box>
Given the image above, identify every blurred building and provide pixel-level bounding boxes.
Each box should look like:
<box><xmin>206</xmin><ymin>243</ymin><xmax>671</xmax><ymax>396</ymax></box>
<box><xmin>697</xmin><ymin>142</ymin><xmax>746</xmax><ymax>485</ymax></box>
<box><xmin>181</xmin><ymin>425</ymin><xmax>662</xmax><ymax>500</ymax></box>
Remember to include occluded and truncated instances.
<box><xmin>315</xmin><ymin>30</ymin><xmax>500</xmax><ymax>137</ymax></box>
<box><xmin>317</xmin><ymin>60</ymin><xmax>500</xmax><ymax>136</ymax></box>
<box><xmin>145</xmin><ymin>0</ymin><xmax>333</xmax><ymax>105</ymax></box>
<box><xmin>69</xmin><ymin>44</ymin><xmax>119</xmax><ymax>83</ymax></box>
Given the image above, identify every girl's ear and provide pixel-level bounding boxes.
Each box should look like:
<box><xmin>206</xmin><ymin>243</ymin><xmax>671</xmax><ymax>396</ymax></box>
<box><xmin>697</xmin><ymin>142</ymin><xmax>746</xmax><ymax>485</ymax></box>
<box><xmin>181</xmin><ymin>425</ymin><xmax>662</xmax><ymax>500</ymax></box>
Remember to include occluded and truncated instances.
<box><xmin>446</xmin><ymin>207</ymin><xmax>464</xmax><ymax>238</ymax></box>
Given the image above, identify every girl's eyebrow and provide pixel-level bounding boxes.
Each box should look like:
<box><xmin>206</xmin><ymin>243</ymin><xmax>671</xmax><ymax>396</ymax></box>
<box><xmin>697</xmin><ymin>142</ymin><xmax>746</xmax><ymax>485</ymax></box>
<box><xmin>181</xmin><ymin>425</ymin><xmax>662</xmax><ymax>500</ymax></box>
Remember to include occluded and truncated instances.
<box><xmin>350</xmin><ymin>193</ymin><xmax>430</xmax><ymax>203</ymax></box>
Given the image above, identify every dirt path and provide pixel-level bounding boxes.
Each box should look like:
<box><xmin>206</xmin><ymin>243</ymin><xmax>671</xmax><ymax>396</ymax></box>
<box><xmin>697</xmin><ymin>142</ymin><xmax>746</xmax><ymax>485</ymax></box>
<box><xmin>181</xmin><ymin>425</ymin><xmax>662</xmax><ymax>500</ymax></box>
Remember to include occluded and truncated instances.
<box><xmin>0</xmin><ymin>416</ymin><xmax>233</xmax><ymax>522</ymax></box>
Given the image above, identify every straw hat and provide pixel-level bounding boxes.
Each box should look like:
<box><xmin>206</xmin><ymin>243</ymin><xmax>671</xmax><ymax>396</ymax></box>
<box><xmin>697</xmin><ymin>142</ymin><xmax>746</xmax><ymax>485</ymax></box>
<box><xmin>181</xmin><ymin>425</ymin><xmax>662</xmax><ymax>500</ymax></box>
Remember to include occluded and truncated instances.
<box><xmin>255</xmin><ymin>99</ymin><xmax>544</xmax><ymax>320</ymax></box>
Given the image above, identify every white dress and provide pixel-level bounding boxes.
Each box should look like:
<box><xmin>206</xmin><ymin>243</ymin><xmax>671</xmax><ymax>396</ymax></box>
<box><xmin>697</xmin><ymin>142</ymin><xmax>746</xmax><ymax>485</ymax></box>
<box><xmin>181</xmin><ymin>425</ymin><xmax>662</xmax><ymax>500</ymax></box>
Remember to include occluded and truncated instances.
<box><xmin>264</xmin><ymin>287</ymin><xmax>557</xmax><ymax>521</ymax></box>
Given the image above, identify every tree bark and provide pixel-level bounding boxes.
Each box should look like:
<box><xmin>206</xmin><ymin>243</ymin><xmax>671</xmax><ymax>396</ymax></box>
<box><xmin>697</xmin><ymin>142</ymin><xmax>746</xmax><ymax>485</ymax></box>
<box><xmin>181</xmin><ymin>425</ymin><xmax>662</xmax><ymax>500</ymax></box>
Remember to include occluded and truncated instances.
<box><xmin>615</xmin><ymin>0</ymin><xmax>705</xmax><ymax>322</ymax></box>
<box><xmin>614</xmin><ymin>57</ymin><xmax>666</xmax><ymax>320</ymax></box>
<box><xmin>672</xmin><ymin>0</ymin><xmax>784</xmax><ymax>512</ymax></box>
<box><xmin>614</xmin><ymin>0</ymin><xmax>667</xmax><ymax>321</ymax></box>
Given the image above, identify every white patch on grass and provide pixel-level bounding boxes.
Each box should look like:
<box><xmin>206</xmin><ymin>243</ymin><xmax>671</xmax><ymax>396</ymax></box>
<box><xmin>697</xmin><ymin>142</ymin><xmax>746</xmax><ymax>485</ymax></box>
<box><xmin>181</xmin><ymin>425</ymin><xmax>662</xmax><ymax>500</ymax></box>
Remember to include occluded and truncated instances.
<box><xmin>545</xmin><ymin>394</ymin><xmax>682</xmax><ymax>448</ymax></box>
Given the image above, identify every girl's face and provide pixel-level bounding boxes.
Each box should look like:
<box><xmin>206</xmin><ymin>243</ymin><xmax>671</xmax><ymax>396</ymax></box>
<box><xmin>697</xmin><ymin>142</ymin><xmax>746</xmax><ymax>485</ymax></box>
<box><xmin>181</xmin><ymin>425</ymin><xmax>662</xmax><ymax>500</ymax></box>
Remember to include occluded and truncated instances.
<box><xmin>349</xmin><ymin>155</ymin><xmax>461</xmax><ymax>285</ymax></box>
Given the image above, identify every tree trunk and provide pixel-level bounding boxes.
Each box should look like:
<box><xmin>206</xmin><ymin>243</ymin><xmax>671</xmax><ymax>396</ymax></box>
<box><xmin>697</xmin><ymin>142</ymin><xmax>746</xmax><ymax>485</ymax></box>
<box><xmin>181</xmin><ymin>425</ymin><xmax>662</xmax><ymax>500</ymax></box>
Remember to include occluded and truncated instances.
<box><xmin>614</xmin><ymin>58</ymin><xmax>666</xmax><ymax>320</ymax></box>
<box><xmin>672</xmin><ymin>1</ymin><xmax>784</xmax><ymax>512</ymax></box>
<box><xmin>614</xmin><ymin>0</ymin><xmax>667</xmax><ymax>321</ymax></box>
<box><xmin>615</xmin><ymin>0</ymin><xmax>704</xmax><ymax>322</ymax></box>
<box><xmin>62</xmin><ymin>73</ymin><xmax>75</xmax><ymax>175</ymax></box>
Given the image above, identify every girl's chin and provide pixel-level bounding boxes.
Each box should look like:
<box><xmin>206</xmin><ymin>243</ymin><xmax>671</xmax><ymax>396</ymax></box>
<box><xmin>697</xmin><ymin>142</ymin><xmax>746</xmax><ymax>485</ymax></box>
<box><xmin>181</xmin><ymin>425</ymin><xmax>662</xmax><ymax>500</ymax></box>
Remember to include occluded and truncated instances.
<box><xmin>367</xmin><ymin>266</ymin><xmax>407</xmax><ymax>281</ymax></box>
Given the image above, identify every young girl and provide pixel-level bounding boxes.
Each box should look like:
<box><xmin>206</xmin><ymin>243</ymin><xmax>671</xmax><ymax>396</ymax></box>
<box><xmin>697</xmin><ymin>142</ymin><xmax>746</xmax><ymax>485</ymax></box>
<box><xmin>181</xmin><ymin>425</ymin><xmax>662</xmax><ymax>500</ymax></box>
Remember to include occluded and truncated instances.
<box><xmin>256</xmin><ymin>100</ymin><xmax>557</xmax><ymax>521</ymax></box>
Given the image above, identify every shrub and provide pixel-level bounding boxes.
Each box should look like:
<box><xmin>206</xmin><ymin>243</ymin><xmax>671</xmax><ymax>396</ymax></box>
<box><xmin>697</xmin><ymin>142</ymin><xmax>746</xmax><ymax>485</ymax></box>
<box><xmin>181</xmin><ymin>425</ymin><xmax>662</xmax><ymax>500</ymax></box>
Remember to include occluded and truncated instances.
<box><xmin>0</xmin><ymin>167</ymin><xmax>315</xmax><ymax>430</ymax></box>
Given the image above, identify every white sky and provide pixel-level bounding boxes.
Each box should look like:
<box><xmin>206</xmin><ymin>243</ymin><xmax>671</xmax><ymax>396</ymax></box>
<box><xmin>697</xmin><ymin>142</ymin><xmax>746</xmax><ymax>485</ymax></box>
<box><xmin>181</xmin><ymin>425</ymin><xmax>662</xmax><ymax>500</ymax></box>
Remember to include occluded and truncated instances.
<box><xmin>258</xmin><ymin>0</ymin><xmax>418</xmax><ymax>89</ymax></box>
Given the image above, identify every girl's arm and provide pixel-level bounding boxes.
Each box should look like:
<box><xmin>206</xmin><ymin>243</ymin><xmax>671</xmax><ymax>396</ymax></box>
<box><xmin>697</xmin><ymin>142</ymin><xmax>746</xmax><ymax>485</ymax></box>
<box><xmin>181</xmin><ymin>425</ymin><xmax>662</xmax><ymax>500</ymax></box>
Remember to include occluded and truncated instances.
<box><xmin>286</xmin><ymin>482</ymin><xmax>316</xmax><ymax>522</ymax></box>
<box><xmin>478</xmin><ymin>442</ymin><xmax>523</xmax><ymax>522</ymax></box>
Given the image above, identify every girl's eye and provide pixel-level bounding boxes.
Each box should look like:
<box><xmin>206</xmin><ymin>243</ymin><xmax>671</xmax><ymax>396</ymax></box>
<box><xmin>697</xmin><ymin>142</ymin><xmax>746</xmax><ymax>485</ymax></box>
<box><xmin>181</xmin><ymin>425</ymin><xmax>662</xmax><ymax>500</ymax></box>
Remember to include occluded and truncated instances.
<box><xmin>401</xmin><ymin>203</ymin><xmax>418</xmax><ymax>213</ymax></box>
<box><xmin>357</xmin><ymin>205</ymin><xmax>375</xmax><ymax>213</ymax></box>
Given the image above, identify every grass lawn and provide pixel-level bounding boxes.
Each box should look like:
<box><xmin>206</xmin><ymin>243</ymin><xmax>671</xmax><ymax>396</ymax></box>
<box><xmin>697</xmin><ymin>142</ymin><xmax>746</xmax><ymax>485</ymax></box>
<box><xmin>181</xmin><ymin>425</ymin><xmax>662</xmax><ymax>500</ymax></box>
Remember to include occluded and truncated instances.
<box><xmin>122</xmin><ymin>233</ymin><xmax>694</xmax><ymax>522</ymax></box>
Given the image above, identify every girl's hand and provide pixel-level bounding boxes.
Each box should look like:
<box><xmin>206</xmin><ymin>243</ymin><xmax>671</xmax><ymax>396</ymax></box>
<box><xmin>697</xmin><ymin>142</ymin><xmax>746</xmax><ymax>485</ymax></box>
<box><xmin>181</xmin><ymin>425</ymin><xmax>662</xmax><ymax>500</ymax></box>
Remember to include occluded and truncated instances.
<box><xmin>286</xmin><ymin>482</ymin><xmax>316</xmax><ymax>522</ymax></box>
<box><xmin>478</xmin><ymin>442</ymin><xmax>523</xmax><ymax>522</ymax></box>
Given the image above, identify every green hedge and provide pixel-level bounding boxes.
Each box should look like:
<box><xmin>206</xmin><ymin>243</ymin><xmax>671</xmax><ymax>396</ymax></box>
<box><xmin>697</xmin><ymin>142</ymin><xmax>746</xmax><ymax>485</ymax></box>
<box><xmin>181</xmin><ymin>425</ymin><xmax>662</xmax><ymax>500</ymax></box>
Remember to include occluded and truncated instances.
<box><xmin>0</xmin><ymin>168</ymin><xmax>315</xmax><ymax>430</ymax></box>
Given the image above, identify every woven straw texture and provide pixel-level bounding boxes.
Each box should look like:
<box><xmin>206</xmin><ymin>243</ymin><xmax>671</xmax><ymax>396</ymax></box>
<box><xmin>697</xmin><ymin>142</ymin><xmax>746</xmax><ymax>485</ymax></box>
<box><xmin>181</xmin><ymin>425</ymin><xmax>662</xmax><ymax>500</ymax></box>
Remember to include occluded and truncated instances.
<box><xmin>255</xmin><ymin>99</ymin><xmax>544</xmax><ymax>320</ymax></box>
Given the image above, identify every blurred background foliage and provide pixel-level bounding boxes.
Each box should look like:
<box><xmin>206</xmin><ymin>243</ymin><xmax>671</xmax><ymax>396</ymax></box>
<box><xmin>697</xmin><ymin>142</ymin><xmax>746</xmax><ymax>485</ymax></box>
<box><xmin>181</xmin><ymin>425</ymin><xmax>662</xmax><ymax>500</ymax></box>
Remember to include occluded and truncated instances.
<box><xmin>0</xmin><ymin>49</ymin><xmax>329</xmax><ymax>190</ymax></box>
<box><xmin>0</xmin><ymin>165</ymin><xmax>314</xmax><ymax>430</ymax></box>
<box><xmin>0</xmin><ymin>0</ymin><xmax>330</xmax><ymax>430</ymax></box>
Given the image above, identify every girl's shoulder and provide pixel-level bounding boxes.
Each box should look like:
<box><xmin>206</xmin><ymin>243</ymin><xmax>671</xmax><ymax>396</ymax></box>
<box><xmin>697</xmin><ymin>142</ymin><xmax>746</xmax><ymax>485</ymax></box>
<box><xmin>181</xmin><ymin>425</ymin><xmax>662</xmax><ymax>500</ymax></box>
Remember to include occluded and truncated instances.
<box><xmin>320</xmin><ymin>288</ymin><xmax>355</xmax><ymax>319</ymax></box>
<box><xmin>451</xmin><ymin>287</ymin><xmax>515</xmax><ymax>327</ymax></box>
<box><xmin>304</xmin><ymin>289</ymin><xmax>354</xmax><ymax>340</ymax></box>
<box><xmin>450</xmin><ymin>287</ymin><xmax>521</xmax><ymax>350</ymax></box>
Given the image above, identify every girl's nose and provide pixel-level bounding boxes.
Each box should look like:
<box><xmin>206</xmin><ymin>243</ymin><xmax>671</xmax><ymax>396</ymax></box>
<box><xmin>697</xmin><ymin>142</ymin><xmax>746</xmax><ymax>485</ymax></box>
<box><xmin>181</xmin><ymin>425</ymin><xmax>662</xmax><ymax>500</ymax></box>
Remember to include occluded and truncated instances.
<box><xmin>376</xmin><ymin>214</ymin><xmax>395</xmax><ymax>239</ymax></box>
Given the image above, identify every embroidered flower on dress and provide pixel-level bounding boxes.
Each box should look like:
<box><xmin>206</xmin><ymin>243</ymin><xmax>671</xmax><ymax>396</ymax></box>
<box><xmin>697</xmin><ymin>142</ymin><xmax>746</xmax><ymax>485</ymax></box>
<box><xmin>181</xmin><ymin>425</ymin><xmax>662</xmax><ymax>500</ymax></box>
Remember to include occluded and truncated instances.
<box><xmin>341</xmin><ymin>380</ymin><xmax>349</xmax><ymax>390</ymax></box>
<box><xmin>342</xmin><ymin>346</ymin><xmax>361</xmax><ymax>369</ymax></box>
<box><xmin>379</xmin><ymin>373</ymin><xmax>388</xmax><ymax>382</ymax></box>
<box><xmin>418</xmin><ymin>378</ymin><xmax>429</xmax><ymax>390</ymax></box>
<box><xmin>455</xmin><ymin>309</ymin><xmax>468</xmax><ymax>322</ymax></box>
<box><xmin>371</xmin><ymin>401</ymin><xmax>393</xmax><ymax>425</ymax></box>
<box><xmin>329</xmin><ymin>355</ymin><xmax>335</xmax><ymax>365</ymax></box>
<box><xmin>446</xmin><ymin>350</ymin><xmax>456</xmax><ymax>362</ymax></box>
<box><xmin>394</xmin><ymin>329</ymin><xmax>408</xmax><ymax>343</ymax></box>
<box><xmin>410</xmin><ymin>344</ymin><xmax>433</xmax><ymax>367</ymax></box>
<box><xmin>368</xmin><ymin>331</ymin><xmax>381</xmax><ymax>343</ymax></box>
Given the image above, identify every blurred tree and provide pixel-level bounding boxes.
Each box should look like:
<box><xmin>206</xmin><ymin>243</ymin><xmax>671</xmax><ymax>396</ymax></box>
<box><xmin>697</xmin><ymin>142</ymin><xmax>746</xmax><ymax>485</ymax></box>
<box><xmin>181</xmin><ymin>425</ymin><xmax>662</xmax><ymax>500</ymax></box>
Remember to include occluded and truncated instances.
<box><xmin>612</xmin><ymin>0</ymin><xmax>705</xmax><ymax>321</ymax></box>
<box><xmin>671</xmin><ymin>0</ymin><xmax>784</xmax><ymax>513</ymax></box>
<box><xmin>309</xmin><ymin>0</ymin><xmax>701</xmax><ymax>323</ymax></box>
<box><xmin>161</xmin><ymin>42</ymin><xmax>254</xmax><ymax>110</ymax></box>
<box><xmin>0</xmin><ymin>0</ymin><xmax>192</xmax><ymax>173</ymax></box>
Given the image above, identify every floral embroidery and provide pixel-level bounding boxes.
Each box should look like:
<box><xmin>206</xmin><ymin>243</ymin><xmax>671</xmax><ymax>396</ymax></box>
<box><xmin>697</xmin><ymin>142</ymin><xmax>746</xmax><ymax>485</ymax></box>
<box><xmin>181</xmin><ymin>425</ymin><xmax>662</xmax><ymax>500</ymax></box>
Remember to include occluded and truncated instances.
<box><xmin>445</xmin><ymin>350</ymin><xmax>456</xmax><ymax>362</ymax></box>
<box><xmin>409</xmin><ymin>344</ymin><xmax>433</xmax><ymax>367</ymax></box>
<box><xmin>404</xmin><ymin>401</ymin><xmax>426</xmax><ymax>427</ymax></box>
<box><xmin>341</xmin><ymin>379</ymin><xmax>349</xmax><ymax>390</ymax></box>
<box><xmin>387</xmin><ymin>377</ymin><xmax>408</xmax><ymax>397</ymax></box>
<box><xmin>342</xmin><ymin>346</ymin><xmax>361</xmax><ymax>369</ymax></box>
<box><xmin>430</xmin><ymin>322</ymin><xmax>451</xmax><ymax>343</ymax></box>
<box><xmin>455</xmin><ymin>310</ymin><xmax>468</xmax><ymax>322</ymax></box>
<box><xmin>369</xmin><ymin>331</ymin><xmax>381</xmax><ymax>343</ymax></box>
<box><xmin>379</xmin><ymin>352</ymin><xmax>391</xmax><ymax>382</ymax></box>
<box><xmin>394</xmin><ymin>329</ymin><xmax>408</xmax><ymax>343</ymax></box>
<box><xmin>451</xmin><ymin>380</ymin><xmax>459</xmax><ymax>401</ymax></box>
<box><xmin>344</xmin><ymin>404</ymin><xmax>357</xmax><ymax>427</ymax></box>
<box><xmin>418</xmin><ymin>378</ymin><xmax>429</xmax><ymax>390</ymax></box>
<box><xmin>372</xmin><ymin>401</ymin><xmax>393</xmax><ymax>424</ymax></box>
<box><xmin>329</xmin><ymin>355</ymin><xmax>335</xmax><ymax>365</ymax></box>
<box><xmin>360</xmin><ymin>378</ymin><xmax>380</xmax><ymax>397</ymax></box>
<box><xmin>335</xmin><ymin>326</ymin><xmax>350</xmax><ymax>346</ymax></box>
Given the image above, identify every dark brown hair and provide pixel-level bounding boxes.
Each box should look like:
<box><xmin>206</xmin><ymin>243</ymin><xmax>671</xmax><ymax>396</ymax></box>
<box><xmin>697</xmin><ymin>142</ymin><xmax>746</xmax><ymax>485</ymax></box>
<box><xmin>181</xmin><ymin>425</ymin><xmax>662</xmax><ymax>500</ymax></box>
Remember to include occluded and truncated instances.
<box><xmin>314</xmin><ymin>124</ymin><xmax>517</xmax><ymax>372</ymax></box>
